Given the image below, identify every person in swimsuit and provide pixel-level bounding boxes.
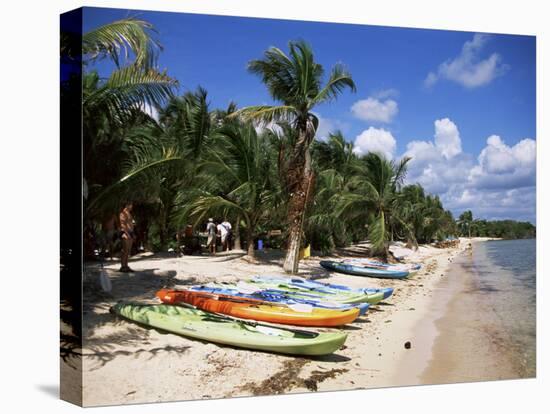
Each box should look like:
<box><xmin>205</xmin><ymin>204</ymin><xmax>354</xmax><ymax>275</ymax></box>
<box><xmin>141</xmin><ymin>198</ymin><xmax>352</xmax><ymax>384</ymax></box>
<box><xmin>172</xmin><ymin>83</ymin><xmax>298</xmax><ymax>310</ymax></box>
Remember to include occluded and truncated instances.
<box><xmin>119</xmin><ymin>203</ymin><xmax>135</xmax><ymax>272</ymax></box>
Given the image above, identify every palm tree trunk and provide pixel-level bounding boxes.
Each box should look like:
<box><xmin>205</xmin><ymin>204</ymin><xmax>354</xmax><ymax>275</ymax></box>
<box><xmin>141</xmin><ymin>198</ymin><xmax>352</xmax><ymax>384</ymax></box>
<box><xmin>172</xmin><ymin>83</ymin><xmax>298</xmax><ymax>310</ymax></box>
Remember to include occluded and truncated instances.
<box><xmin>246</xmin><ymin>228</ymin><xmax>255</xmax><ymax>258</ymax></box>
<box><xmin>234</xmin><ymin>216</ymin><xmax>241</xmax><ymax>250</ymax></box>
<box><xmin>283</xmin><ymin>136</ymin><xmax>314</xmax><ymax>274</ymax></box>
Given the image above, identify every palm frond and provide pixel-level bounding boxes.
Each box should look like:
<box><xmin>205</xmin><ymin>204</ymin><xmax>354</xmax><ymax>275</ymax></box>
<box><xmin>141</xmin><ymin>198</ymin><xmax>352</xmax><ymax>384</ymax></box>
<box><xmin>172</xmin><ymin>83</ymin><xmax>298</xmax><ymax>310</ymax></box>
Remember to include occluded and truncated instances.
<box><xmin>84</xmin><ymin>66</ymin><xmax>178</xmax><ymax>121</ymax></box>
<box><xmin>230</xmin><ymin>105</ymin><xmax>296</xmax><ymax>127</ymax></box>
<box><xmin>369</xmin><ymin>211</ymin><xmax>387</xmax><ymax>256</ymax></box>
<box><xmin>312</xmin><ymin>63</ymin><xmax>356</xmax><ymax>105</ymax></box>
<box><xmin>82</xmin><ymin>18</ymin><xmax>161</xmax><ymax>69</ymax></box>
<box><xmin>86</xmin><ymin>146</ymin><xmax>183</xmax><ymax>217</ymax></box>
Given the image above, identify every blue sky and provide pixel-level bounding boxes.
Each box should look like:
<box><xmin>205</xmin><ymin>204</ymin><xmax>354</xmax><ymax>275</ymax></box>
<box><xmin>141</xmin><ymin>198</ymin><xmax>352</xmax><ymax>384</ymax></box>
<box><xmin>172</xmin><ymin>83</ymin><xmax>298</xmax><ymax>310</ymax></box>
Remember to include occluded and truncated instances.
<box><xmin>83</xmin><ymin>7</ymin><xmax>536</xmax><ymax>223</ymax></box>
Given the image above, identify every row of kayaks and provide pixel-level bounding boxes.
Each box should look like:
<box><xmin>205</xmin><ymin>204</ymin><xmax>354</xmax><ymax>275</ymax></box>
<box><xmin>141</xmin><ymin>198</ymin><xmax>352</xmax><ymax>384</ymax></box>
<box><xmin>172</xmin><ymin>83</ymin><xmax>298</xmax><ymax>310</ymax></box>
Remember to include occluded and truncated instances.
<box><xmin>111</xmin><ymin>259</ymin><xmax>421</xmax><ymax>356</ymax></box>
<box><xmin>111</xmin><ymin>275</ymin><xmax>395</xmax><ymax>356</ymax></box>
<box><xmin>320</xmin><ymin>258</ymin><xmax>421</xmax><ymax>279</ymax></box>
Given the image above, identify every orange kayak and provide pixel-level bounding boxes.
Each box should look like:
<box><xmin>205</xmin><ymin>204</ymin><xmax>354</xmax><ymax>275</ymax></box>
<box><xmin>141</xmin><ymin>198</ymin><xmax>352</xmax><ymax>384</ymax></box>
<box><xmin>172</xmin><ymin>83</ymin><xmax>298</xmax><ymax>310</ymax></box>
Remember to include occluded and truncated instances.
<box><xmin>156</xmin><ymin>289</ymin><xmax>359</xmax><ymax>327</ymax></box>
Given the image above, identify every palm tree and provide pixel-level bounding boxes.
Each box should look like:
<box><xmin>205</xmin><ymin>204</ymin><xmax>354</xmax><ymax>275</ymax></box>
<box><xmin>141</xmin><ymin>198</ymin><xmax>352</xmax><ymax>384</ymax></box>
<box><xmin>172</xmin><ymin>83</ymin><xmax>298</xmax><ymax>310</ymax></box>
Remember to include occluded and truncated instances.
<box><xmin>181</xmin><ymin>122</ymin><xmax>281</xmax><ymax>258</ymax></box>
<box><xmin>312</xmin><ymin>131</ymin><xmax>358</xmax><ymax>182</ymax></box>
<box><xmin>303</xmin><ymin>132</ymin><xmax>363</xmax><ymax>253</ymax></box>
<box><xmin>336</xmin><ymin>152</ymin><xmax>412</xmax><ymax>259</ymax></box>
<box><xmin>75</xmin><ymin>18</ymin><xmax>179</xmax><ymax>222</ymax></box>
<box><xmin>233</xmin><ymin>41</ymin><xmax>355</xmax><ymax>273</ymax></box>
<box><xmin>458</xmin><ymin>210</ymin><xmax>474</xmax><ymax>238</ymax></box>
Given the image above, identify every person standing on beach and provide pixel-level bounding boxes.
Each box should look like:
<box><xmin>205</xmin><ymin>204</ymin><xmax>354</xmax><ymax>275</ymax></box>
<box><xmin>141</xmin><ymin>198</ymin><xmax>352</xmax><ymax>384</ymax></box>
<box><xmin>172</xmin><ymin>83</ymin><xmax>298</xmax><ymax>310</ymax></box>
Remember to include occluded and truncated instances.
<box><xmin>119</xmin><ymin>203</ymin><xmax>135</xmax><ymax>272</ymax></box>
<box><xmin>206</xmin><ymin>218</ymin><xmax>217</xmax><ymax>254</ymax></box>
<box><xmin>220</xmin><ymin>219</ymin><xmax>232</xmax><ymax>251</ymax></box>
<box><xmin>217</xmin><ymin>220</ymin><xmax>230</xmax><ymax>252</ymax></box>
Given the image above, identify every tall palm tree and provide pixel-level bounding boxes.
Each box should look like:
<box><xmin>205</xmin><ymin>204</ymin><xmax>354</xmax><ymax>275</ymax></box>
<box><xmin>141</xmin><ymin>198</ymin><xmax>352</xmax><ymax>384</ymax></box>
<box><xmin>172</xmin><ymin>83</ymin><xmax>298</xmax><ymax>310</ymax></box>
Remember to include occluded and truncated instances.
<box><xmin>233</xmin><ymin>40</ymin><xmax>355</xmax><ymax>273</ymax></box>
<box><xmin>336</xmin><ymin>152</ymin><xmax>412</xmax><ymax>259</ymax></box>
<box><xmin>181</xmin><ymin>122</ymin><xmax>281</xmax><ymax>258</ymax></box>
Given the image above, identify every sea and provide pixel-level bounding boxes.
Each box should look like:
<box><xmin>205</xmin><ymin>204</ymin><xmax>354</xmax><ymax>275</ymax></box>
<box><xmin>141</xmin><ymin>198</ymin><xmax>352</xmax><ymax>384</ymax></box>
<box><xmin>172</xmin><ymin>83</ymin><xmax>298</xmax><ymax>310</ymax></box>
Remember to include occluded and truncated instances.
<box><xmin>470</xmin><ymin>239</ymin><xmax>536</xmax><ymax>377</ymax></box>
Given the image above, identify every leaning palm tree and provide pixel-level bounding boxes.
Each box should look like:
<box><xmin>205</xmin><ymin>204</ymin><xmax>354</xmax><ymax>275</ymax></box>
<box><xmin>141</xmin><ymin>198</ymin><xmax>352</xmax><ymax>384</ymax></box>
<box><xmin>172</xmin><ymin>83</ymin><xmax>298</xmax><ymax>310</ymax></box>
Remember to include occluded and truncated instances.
<box><xmin>336</xmin><ymin>152</ymin><xmax>412</xmax><ymax>259</ymax></box>
<box><xmin>233</xmin><ymin>40</ymin><xmax>355</xmax><ymax>273</ymax></box>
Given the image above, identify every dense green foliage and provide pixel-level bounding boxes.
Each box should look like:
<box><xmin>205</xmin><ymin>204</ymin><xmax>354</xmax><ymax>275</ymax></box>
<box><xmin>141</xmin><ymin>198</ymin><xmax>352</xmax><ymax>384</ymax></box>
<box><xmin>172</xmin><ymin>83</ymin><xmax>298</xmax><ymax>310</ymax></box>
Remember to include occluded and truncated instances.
<box><xmin>457</xmin><ymin>210</ymin><xmax>535</xmax><ymax>239</ymax></box>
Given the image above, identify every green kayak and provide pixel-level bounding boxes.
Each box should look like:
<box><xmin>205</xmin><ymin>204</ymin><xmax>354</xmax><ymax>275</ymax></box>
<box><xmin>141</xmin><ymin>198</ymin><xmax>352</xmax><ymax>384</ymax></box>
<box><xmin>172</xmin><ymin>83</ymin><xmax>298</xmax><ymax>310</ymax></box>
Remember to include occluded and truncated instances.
<box><xmin>112</xmin><ymin>303</ymin><xmax>347</xmax><ymax>356</ymax></box>
<box><xmin>245</xmin><ymin>280</ymin><xmax>384</xmax><ymax>305</ymax></box>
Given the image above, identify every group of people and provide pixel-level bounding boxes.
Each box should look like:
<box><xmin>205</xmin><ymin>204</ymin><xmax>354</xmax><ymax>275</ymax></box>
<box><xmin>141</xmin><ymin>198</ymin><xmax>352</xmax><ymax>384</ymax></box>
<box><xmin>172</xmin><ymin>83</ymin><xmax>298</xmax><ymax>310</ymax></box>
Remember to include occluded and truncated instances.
<box><xmin>99</xmin><ymin>206</ymin><xmax>234</xmax><ymax>272</ymax></box>
<box><xmin>206</xmin><ymin>218</ymin><xmax>233</xmax><ymax>254</ymax></box>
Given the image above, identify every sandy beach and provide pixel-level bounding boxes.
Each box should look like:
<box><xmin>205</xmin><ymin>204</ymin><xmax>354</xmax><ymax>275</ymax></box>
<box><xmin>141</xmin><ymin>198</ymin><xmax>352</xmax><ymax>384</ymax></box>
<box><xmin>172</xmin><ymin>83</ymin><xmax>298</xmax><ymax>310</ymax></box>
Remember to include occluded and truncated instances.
<box><xmin>61</xmin><ymin>237</ymin><xmax>522</xmax><ymax>406</ymax></box>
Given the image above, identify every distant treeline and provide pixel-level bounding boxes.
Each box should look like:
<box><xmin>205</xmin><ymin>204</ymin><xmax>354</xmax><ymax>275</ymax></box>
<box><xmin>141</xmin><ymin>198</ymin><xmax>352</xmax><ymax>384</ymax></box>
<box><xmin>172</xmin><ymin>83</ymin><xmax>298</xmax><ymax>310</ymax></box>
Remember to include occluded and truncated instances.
<box><xmin>457</xmin><ymin>211</ymin><xmax>535</xmax><ymax>239</ymax></box>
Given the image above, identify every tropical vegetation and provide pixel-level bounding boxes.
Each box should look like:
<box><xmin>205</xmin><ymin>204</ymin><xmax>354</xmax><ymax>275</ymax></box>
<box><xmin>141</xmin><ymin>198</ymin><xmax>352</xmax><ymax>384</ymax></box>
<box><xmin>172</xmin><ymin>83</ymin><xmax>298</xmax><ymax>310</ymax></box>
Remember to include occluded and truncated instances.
<box><xmin>457</xmin><ymin>211</ymin><xmax>535</xmax><ymax>239</ymax></box>
<box><xmin>62</xmin><ymin>17</ymin><xmax>534</xmax><ymax>272</ymax></box>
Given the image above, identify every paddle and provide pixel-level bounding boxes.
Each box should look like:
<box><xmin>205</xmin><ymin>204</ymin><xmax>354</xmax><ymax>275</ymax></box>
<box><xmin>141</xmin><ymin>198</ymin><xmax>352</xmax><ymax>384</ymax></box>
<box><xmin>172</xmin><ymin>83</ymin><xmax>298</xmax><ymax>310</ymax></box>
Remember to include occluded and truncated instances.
<box><xmin>167</xmin><ymin>289</ymin><xmax>315</xmax><ymax>313</ymax></box>
<box><xmin>97</xmin><ymin>251</ymin><xmax>112</xmax><ymax>293</ymax></box>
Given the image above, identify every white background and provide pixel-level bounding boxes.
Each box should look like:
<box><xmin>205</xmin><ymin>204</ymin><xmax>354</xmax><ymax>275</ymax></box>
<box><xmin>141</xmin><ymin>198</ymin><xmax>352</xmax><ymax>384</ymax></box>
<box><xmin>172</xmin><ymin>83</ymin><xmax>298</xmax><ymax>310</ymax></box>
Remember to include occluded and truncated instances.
<box><xmin>0</xmin><ymin>0</ymin><xmax>546</xmax><ymax>412</ymax></box>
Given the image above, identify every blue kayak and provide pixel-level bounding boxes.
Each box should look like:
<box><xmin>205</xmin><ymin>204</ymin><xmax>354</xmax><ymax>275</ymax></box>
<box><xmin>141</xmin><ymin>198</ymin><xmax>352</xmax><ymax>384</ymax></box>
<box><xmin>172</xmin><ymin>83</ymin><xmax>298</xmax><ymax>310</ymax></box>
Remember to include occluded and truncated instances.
<box><xmin>250</xmin><ymin>276</ymin><xmax>394</xmax><ymax>301</ymax></box>
<box><xmin>344</xmin><ymin>259</ymin><xmax>421</xmax><ymax>272</ymax></box>
<box><xmin>188</xmin><ymin>284</ymin><xmax>370</xmax><ymax>315</ymax></box>
<box><xmin>320</xmin><ymin>260</ymin><xmax>409</xmax><ymax>279</ymax></box>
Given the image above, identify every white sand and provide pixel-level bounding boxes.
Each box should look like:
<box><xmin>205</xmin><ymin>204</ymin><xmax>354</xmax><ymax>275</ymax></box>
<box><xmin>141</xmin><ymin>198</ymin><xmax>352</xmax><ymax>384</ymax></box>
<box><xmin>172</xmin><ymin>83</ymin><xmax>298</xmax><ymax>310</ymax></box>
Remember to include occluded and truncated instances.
<box><xmin>73</xmin><ymin>239</ymin><xmax>472</xmax><ymax>406</ymax></box>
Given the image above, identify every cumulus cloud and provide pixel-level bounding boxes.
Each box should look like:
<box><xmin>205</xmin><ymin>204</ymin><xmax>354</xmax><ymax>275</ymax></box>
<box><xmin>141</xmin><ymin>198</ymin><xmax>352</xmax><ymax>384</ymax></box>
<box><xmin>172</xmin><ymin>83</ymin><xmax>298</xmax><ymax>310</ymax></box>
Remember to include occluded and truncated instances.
<box><xmin>469</xmin><ymin>135</ymin><xmax>536</xmax><ymax>190</ymax></box>
<box><xmin>403</xmin><ymin>118</ymin><xmax>535</xmax><ymax>222</ymax></box>
<box><xmin>441</xmin><ymin>186</ymin><xmax>536</xmax><ymax>223</ymax></box>
<box><xmin>351</xmin><ymin>97</ymin><xmax>398</xmax><ymax>123</ymax></box>
<box><xmin>353</xmin><ymin>127</ymin><xmax>396</xmax><ymax>159</ymax></box>
<box><xmin>434</xmin><ymin>118</ymin><xmax>462</xmax><ymax>159</ymax></box>
<box><xmin>424</xmin><ymin>34</ymin><xmax>508</xmax><ymax>89</ymax></box>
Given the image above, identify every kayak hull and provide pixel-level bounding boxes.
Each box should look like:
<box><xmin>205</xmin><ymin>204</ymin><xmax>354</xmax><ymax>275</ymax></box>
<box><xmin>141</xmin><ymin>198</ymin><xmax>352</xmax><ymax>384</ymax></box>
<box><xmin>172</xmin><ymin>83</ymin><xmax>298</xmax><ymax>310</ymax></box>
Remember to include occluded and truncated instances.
<box><xmin>112</xmin><ymin>303</ymin><xmax>347</xmax><ymax>356</ymax></box>
<box><xmin>320</xmin><ymin>261</ymin><xmax>409</xmax><ymax>279</ymax></box>
<box><xmin>343</xmin><ymin>258</ymin><xmax>421</xmax><ymax>273</ymax></box>
<box><xmin>189</xmin><ymin>284</ymin><xmax>370</xmax><ymax>315</ymax></box>
<box><xmin>250</xmin><ymin>276</ymin><xmax>394</xmax><ymax>305</ymax></box>
<box><xmin>156</xmin><ymin>289</ymin><xmax>360</xmax><ymax>327</ymax></box>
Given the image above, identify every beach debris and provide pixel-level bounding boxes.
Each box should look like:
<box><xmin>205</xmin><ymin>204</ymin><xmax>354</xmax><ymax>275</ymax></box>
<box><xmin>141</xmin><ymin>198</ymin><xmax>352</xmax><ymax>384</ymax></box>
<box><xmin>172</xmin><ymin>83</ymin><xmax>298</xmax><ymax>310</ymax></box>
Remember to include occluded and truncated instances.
<box><xmin>404</xmin><ymin>341</ymin><xmax>411</xmax><ymax>349</ymax></box>
<box><xmin>434</xmin><ymin>239</ymin><xmax>460</xmax><ymax>248</ymax></box>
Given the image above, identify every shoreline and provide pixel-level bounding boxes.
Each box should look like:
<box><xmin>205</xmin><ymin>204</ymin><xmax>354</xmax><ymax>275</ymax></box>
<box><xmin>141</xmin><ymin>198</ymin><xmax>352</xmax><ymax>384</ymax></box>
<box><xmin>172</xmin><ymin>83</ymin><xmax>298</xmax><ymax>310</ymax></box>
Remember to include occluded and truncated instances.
<box><xmin>77</xmin><ymin>238</ymin><xmax>486</xmax><ymax>406</ymax></box>
<box><xmin>394</xmin><ymin>238</ymin><xmax>532</xmax><ymax>388</ymax></box>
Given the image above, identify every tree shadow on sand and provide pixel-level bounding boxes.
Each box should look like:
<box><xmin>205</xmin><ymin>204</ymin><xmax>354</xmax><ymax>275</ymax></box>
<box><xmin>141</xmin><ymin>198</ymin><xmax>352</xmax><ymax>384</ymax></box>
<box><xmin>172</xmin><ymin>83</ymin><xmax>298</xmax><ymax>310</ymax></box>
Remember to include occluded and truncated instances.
<box><xmin>62</xmin><ymin>266</ymin><xmax>187</xmax><ymax>370</ymax></box>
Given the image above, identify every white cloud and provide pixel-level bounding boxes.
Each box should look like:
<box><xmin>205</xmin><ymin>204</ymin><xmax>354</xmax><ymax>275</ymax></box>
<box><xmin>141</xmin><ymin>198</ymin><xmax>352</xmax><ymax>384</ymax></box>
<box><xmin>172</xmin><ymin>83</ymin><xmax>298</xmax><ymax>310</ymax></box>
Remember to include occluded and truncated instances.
<box><xmin>402</xmin><ymin>119</ymin><xmax>536</xmax><ymax>222</ymax></box>
<box><xmin>351</xmin><ymin>97</ymin><xmax>398</xmax><ymax>123</ymax></box>
<box><xmin>434</xmin><ymin>118</ymin><xmax>462</xmax><ymax>159</ymax></box>
<box><xmin>353</xmin><ymin>127</ymin><xmax>396</xmax><ymax>159</ymax></box>
<box><xmin>469</xmin><ymin>135</ymin><xmax>536</xmax><ymax>189</ymax></box>
<box><xmin>424</xmin><ymin>34</ymin><xmax>508</xmax><ymax>89</ymax></box>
